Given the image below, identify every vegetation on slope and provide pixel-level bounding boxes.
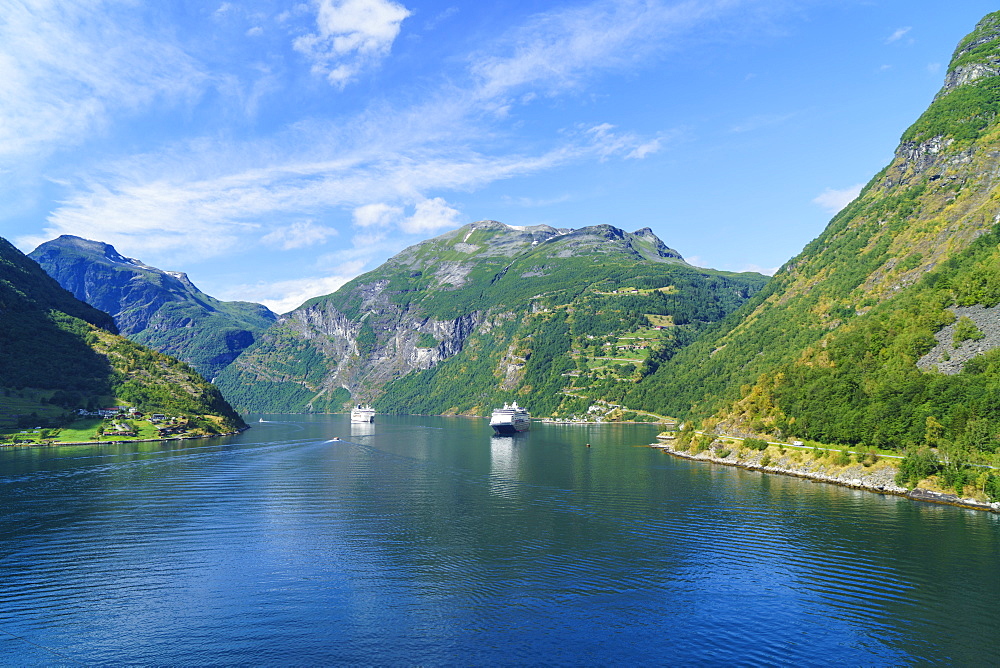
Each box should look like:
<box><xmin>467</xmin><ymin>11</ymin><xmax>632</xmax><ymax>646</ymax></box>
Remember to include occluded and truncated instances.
<box><xmin>218</xmin><ymin>222</ymin><xmax>767</xmax><ymax>415</ymax></box>
<box><xmin>0</xmin><ymin>238</ymin><xmax>245</xmax><ymax>435</ymax></box>
<box><xmin>624</xmin><ymin>12</ymin><xmax>1000</xmax><ymax>480</ymax></box>
<box><xmin>378</xmin><ymin>261</ymin><xmax>765</xmax><ymax>417</ymax></box>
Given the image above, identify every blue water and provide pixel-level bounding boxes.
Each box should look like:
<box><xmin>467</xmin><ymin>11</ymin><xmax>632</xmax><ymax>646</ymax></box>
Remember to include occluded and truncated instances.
<box><xmin>0</xmin><ymin>414</ymin><xmax>997</xmax><ymax>665</ymax></box>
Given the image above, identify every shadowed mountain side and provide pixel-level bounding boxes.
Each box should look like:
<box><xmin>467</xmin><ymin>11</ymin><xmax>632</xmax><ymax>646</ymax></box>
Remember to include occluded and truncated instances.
<box><xmin>30</xmin><ymin>235</ymin><xmax>277</xmax><ymax>380</ymax></box>
<box><xmin>1</xmin><ymin>237</ymin><xmax>244</xmax><ymax>432</ymax></box>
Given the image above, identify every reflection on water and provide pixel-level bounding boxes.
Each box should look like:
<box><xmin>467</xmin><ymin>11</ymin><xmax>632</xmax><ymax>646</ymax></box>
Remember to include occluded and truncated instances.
<box><xmin>0</xmin><ymin>414</ymin><xmax>997</xmax><ymax>665</ymax></box>
<box><xmin>489</xmin><ymin>434</ymin><xmax>519</xmax><ymax>498</ymax></box>
<box><xmin>349</xmin><ymin>421</ymin><xmax>375</xmax><ymax>438</ymax></box>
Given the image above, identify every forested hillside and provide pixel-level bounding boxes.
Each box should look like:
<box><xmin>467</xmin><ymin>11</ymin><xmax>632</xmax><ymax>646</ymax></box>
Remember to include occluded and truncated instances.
<box><xmin>628</xmin><ymin>11</ymin><xmax>1000</xmax><ymax>463</ymax></box>
<box><xmin>217</xmin><ymin>221</ymin><xmax>767</xmax><ymax>414</ymax></box>
<box><xmin>0</xmin><ymin>237</ymin><xmax>244</xmax><ymax>433</ymax></box>
<box><xmin>30</xmin><ymin>235</ymin><xmax>276</xmax><ymax>380</ymax></box>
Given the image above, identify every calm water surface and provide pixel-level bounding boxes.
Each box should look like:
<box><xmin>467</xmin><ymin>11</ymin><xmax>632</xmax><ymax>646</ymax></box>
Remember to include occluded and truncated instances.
<box><xmin>0</xmin><ymin>415</ymin><xmax>998</xmax><ymax>665</ymax></box>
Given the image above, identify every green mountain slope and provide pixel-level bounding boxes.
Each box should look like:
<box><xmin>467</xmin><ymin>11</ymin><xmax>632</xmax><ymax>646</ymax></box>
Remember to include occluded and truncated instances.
<box><xmin>0</xmin><ymin>237</ymin><xmax>244</xmax><ymax>433</ymax></box>
<box><xmin>30</xmin><ymin>236</ymin><xmax>277</xmax><ymax>380</ymax></box>
<box><xmin>629</xmin><ymin>12</ymin><xmax>1000</xmax><ymax>457</ymax></box>
<box><xmin>216</xmin><ymin>221</ymin><xmax>767</xmax><ymax>415</ymax></box>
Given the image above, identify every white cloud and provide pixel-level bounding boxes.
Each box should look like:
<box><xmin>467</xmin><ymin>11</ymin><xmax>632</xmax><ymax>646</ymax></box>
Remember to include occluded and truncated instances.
<box><xmin>627</xmin><ymin>138</ymin><xmax>662</xmax><ymax>160</ymax></box>
<box><xmin>469</xmin><ymin>0</ymin><xmax>706</xmax><ymax>100</ymax></box>
<box><xmin>400</xmin><ymin>198</ymin><xmax>462</xmax><ymax>234</ymax></box>
<box><xmin>353</xmin><ymin>202</ymin><xmax>403</xmax><ymax>227</ymax></box>
<box><xmin>886</xmin><ymin>26</ymin><xmax>911</xmax><ymax>44</ymax></box>
<box><xmin>224</xmin><ymin>265</ymin><xmax>366</xmax><ymax>313</ymax></box>
<box><xmin>0</xmin><ymin>0</ymin><xmax>206</xmax><ymax>162</ymax></box>
<box><xmin>351</xmin><ymin>230</ymin><xmax>390</xmax><ymax>248</ymax></box>
<box><xmin>13</xmin><ymin>0</ymin><xmax>749</xmax><ymax>279</ymax></box>
<box><xmin>685</xmin><ymin>255</ymin><xmax>707</xmax><ymax>268</ymax></box>
<box><xmin>812</xmin><ymin>184</ymin><xmax>863</xmax><ymax>212</ymax></box>
<box><xmin>294</xmin><ymin>0</ymin><xmax>411</xmax><ymax>87</ymax></box>
<box><xmin>261</xmin><ymin>220</ymin><xmax>339</xmax><ymax>250</ymax></box>
<box><xmin>502</xmin><ymin>194</ymin><xmax>572</xmax><ymax>208</ymax></box>
<box><xmin>741</xmin><ymin>263</ymin><xmax>778</xmax><ymax>277</ymax></box>
<box><xmin>584</xmin><ymin>123</ymin><xmax>672</xmax><ymax>161</ymax></box>
<box><xmin>20</xmin><ymin>138</ymin><xmax>581</xmax><ymax>261</ymax></box>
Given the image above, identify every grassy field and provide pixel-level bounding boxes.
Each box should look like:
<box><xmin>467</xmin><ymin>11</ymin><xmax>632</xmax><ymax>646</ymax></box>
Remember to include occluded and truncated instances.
<box><xmin>2</xmin><ymin>417</ymin><xmax>178</xmax><ymax>444</ymax></box>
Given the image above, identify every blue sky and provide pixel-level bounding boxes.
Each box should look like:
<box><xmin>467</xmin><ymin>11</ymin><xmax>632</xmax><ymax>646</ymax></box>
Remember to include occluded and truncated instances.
<box><xmin>3</xmin><ymin>1</ymin><xmax>998</xmax><ymax>313</ymax></box>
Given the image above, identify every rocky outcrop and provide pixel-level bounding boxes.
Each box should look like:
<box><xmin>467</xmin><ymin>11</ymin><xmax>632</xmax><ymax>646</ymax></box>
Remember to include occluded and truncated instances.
<box><xmin>918</xmin><ymin>304</ymin><xmax>1000</xmax><ymax>374</ymax></box>
<box><xmin>274</xmin><ymin>293</ymin><xmax>484</xmax><ymax>403</ymax></box>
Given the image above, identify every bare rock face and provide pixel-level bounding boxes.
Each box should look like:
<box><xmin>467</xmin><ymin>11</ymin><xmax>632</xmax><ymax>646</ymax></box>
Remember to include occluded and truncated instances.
<box><xmin>918</xmin><ymin>305</ymin><xmax>1000</xmax><ymax>374</ymax></box>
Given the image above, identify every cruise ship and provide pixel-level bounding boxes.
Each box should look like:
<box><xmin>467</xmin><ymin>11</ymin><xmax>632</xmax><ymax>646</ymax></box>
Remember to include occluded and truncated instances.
<box><xmin>350</xmin><ymin>404</ymin><xmax>376</xmax><ymax>423</ymax></box>
<box><xmin>490</xmin><ymin>402</ymin><xmax>530</xmax><ymax>434</ymax></box>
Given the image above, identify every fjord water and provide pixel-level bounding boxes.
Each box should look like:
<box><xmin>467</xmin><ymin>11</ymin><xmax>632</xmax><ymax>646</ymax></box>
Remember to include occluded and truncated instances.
<box><xmin>1</xmin><ymin>416</ymin><xmax>997</xmax><ymax>665</ymax></box>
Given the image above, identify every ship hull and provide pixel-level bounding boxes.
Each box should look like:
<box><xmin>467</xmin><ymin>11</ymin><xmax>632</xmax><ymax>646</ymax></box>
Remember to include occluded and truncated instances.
<box><xmin>491</xmin><ymin>421</ymin><xmax>529</xmax><ymax>434</ymax></box>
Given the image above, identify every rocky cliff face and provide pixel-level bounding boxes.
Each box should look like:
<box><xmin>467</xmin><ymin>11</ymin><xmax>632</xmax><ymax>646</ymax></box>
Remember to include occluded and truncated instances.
<box><xmin>30</xmin><ymin>235</ymin><xmax>276</xmax><ymax>380</ymax></box>
<box><xmin>216</xmin><ymin>221</ymin><xmax>766</xmax><ymax>414</ymax></box>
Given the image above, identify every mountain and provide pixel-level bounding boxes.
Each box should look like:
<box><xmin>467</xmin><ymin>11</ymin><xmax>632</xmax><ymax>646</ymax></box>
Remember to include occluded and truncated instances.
<box><xmin>627</xmin><ymin>12</ymin><xmax>1000</xmax><ymax>458</ymax></box>
<box><xmin>0</xmin><ymin>237</ymin><xmax>245</xmax><ymax>433</ymax></box>
<box><xmin>30</xmin><ymin>235</ymin><xmax>277</xmax><ymax>380</ymax></box>
<box><xmin>216</xmin><ymin>220</ymin><xmax>768</xmax><ymax>415</ymax></box>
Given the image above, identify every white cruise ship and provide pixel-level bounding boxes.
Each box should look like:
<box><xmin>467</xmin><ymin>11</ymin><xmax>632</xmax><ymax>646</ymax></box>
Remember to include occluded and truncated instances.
<box><xmin>490</xmin><ymin>402</ymin><xmax>530</xmax><ymax>434</ymax></box>
<box><xmin>350</xmin><ymin>404</ymin><xmax>376</xmax><ymax>423</ymax></box>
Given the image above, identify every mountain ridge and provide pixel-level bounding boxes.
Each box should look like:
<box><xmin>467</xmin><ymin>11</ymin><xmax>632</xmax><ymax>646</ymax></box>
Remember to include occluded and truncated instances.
<box><xmin>216</xmin><ymin>220</ymin><xmax>766</xmax><ymax>415</ymax></box>
<box><xmin>30</xmin><ymin>235</ymin><xmax>277</xmax><ymax>380</ymax></box>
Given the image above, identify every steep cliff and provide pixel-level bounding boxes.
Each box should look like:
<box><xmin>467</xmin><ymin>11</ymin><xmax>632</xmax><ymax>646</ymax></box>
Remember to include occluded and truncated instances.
<box><xmin>216</xmin><ymin>221</ymin><xmax>767</xmax><ymax>414</ymax></box>
<box><xmin>30</xmin><ymin>236</ymin><xmax>277</xmax><ymax>380</ymax></box>
<box><xmin>629</xmin><ymin>11</ymin><xmax>1000</xmax><ymax>455</ymax></box>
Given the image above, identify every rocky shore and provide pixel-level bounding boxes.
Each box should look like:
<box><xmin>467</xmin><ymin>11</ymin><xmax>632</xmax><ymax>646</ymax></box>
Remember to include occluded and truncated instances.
<box><xmin>651</xmin><ymin>439</ymin><xmax>1000</xmax><ymax>514</ymax></box>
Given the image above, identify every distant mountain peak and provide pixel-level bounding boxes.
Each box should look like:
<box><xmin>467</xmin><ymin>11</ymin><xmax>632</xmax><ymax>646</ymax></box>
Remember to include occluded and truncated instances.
<box><xmin>29</xmin><ymin>236</ymin><xmax>276</xmax><ymax>380</ymax></box>
<box><xmin>48</xmin><ymin>235</ymin><xmax>154</xmax><ymax>271</ymax></box>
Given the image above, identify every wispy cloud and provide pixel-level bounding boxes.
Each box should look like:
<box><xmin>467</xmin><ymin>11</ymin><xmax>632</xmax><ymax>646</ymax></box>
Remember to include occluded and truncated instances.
<box><xmin>293</xmin><ymin>0</ymin><xmax>412</xmax><ymax>87</ymax></box>
<box><xmin>353</xmin><ymin>202</ymin><xmax>403</xmax><ymax>227</ymax></box>
<box><xmin>741</xmin><ymin>263</ymin><xmax>778</xmax><ymax>276</ymax></box>
<box><xmin>21</xmin><ymin>114</ymin><xmax>654</xmax><ymax>262</ymax></box>
<box><xmin>9</xmin><ymin>0</ymin><xmax>772</xmax><ymax>307</ymax></box>
<box><xmin>501</xmin><ymin>194</ymin><xmax>573</xmax><ymax>208</ymax></box>
<box><xmin>261</xmin><ymin>220</ymin><xmax>339</xmax><ymax>250</ymax></box>
<box><xmin>812</xmin><ymin>184</ymin><xmax>863</xmax><ymax>212</ymax></box>
<box><xmin>467</xmin><ymin>0</ymin><xmax>734</xmax><ymax>102</ymax></box>
<box><xmin>886</xmin><ymin>26</ymin><xmax>912</xmax><ymax>44</ymax></box>
<box><xmin>401</xmin><ymin>197</ymin><xmax>463</xmax><ymax>233</ymax></box>
<box><xmin>221</xmin><ymin>262</ymin><xmax>367</xmax><ymax>313</ymax></box>
<box><xmin>0</xmin><ymin>0</ymin><xmax>206</xmax><ymax>162</ymax></box>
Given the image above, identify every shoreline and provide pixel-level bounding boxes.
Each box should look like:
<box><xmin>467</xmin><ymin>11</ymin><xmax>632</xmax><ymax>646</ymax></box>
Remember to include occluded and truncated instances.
<box><xmin>0</xmin><ymin>426</ymin><xmax>250</xmax><ymax>449</ymax></box>
<box><xmin>651</xmin><ymin>441</ymin><xmax>1000</xmax><ymax>514</ymax></box>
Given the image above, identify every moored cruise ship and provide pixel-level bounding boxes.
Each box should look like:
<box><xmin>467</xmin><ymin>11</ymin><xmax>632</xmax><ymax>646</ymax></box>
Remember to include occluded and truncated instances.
<box><xmin>350</xmin><ymin>404</ymin><xmax>376</xmax><ymax>423</ymax></box>
<box><xmin>490</xmin><ymin>402</ymin><xmax>530</xmax><ymax>434</ymax></box>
